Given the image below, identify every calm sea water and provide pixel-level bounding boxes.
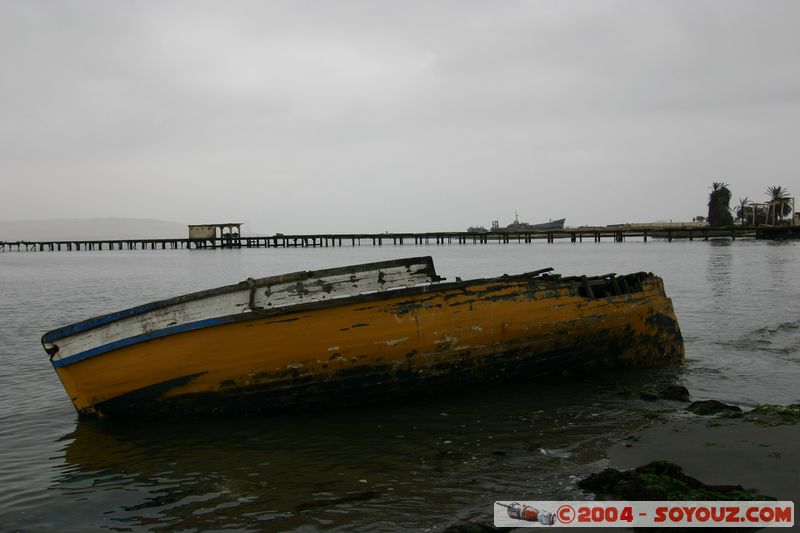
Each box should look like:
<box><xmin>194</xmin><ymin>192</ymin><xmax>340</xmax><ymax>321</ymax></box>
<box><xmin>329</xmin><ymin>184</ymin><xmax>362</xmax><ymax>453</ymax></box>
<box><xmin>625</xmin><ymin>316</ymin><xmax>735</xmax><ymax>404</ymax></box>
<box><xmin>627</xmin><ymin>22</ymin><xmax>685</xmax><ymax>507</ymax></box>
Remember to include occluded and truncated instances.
<box><xmin>1</xmin><ymin>240</ymin><xmax>798</xmax><ymax>531</ymax></box>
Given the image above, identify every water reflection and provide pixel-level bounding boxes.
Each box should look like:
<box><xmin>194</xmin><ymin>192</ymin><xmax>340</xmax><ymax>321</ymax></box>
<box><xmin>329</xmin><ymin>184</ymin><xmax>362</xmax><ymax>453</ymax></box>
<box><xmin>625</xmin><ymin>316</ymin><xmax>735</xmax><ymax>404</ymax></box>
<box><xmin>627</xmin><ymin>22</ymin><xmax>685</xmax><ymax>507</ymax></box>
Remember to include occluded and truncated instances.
<box><xmin>54</xmin><ymin>369</ymin><xmax>681</xmax><ymax>530</ymax></box>
<box><xmin>683</xmin><ymin>240</ymin><xmax>800</xmax><ymax>405</ymax></box>
<box><xmin>705</xmin><ymin>239</ymin><xmax>733</xmax><ymax>302</ymax></box>
<box><xmin>764</xmin><ymin>240</ymin><xmax>795</xmax><ymax>280</ymax></box>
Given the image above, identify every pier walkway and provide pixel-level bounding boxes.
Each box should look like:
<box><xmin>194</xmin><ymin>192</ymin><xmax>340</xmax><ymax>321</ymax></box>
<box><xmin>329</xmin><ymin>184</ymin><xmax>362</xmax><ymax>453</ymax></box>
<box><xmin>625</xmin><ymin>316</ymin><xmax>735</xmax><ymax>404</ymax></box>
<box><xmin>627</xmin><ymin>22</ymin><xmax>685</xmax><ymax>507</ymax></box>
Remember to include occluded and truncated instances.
<box><xmin>1</xmin><ymin>226</ymin><xmax>777</xmax><ymax>252</ymax></box>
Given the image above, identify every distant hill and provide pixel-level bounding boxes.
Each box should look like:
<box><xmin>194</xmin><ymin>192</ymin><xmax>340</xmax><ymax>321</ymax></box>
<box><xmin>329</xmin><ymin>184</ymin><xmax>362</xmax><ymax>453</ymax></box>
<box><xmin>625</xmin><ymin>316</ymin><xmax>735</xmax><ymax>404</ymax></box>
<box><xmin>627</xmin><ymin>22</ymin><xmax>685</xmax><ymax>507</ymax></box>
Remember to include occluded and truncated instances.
<box><xmin>0</xmin><ymin>218</ymin><xmax>188</xmax><ymax>241</ymax></box>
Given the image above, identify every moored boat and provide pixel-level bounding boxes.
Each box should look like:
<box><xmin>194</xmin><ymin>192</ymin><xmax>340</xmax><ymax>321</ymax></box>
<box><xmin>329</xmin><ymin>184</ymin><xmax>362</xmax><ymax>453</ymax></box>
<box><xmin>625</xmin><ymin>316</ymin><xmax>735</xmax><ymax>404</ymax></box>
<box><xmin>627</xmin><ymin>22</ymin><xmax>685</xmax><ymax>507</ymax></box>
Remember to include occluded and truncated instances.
<box><xmin>520</xmin><ymin>217</ymin><xmax>566</xmax><ymax>230</ymax></box>
<box><xmin>501</xmin><ymin>217</ymin><xmax>566</xmax><ymax>231</ymax></box>
<box><xmin>42</xmin><ymin>257</ymin><xmax>684</xmax><ymax>417</ymax></box>
<box><xmin>467</xmin><ymin>213</ymin><xmax>567</xmax><ymax>233</ymax></box>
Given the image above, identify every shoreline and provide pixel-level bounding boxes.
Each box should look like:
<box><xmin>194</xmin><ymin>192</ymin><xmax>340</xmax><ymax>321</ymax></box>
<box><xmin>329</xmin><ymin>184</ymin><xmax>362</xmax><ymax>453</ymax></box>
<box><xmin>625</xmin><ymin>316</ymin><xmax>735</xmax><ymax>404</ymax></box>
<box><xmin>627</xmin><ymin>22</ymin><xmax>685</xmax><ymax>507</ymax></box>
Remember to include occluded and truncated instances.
<box><xmin>606</xmin><ymin>412</ymin><xmax>800</xmax><ymax>503</ymax></box>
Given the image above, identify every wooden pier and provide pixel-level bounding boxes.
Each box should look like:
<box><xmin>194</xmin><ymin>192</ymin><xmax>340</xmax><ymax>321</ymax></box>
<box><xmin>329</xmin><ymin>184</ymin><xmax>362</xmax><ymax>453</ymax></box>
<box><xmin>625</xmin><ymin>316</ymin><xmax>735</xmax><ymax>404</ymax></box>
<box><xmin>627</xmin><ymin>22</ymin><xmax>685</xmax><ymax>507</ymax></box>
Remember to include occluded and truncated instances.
<box><xmin>0</xmin><ymin>226</ymin><xmax>774</xmax><ymax>252</ymax></box>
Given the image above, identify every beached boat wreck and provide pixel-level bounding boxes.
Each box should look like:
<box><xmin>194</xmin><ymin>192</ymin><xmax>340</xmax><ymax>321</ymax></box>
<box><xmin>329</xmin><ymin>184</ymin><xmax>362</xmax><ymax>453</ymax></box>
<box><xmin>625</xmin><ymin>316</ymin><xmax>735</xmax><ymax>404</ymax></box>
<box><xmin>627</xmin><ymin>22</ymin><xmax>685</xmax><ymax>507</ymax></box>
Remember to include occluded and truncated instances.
<box><xmin>42</xmin><ymin>257</ymin><xmax>684</xmax><ymax>417</ymax></box>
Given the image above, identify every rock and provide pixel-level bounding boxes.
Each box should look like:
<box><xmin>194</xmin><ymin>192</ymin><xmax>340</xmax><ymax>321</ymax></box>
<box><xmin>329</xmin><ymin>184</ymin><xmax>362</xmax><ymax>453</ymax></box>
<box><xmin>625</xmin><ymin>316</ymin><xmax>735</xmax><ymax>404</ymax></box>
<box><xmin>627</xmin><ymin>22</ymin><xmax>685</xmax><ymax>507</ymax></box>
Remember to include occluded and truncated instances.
<box><xmin>639</xmin><ymin>391</ymin><xmax>659</xmax><ymax>401</ymax></box>
<box><xmin>609</xmin><ymin>383</ymin><xmax>691</xmax><ymax>402</ymax></box>
<box><xmin>579</xmin><ymin>461</ymin><xmax>771</xmax><ymax>501</ymax></box>
<box><xmin>686</xmin><ymin>400</ymin><xmax>742</xmax><ymax>416</ymax></box>
<box><xmin>660</xmin><ymin>384</ymin><xmax>691</xmax><ymax>402</ymax></box>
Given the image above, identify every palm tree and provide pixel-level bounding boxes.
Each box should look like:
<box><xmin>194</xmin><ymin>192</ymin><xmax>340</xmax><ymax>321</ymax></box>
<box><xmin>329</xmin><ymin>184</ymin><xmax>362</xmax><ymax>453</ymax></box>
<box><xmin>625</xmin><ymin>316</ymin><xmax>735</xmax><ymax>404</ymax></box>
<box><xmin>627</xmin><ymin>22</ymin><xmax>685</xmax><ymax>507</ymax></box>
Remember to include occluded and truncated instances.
<box><xmin>765</xmin><ymin>186</ymin><xmax>791</xmax><ymax>223</ymax></box>
<box><xmin>707</xmin><ymin>182</ymin><xmax>734</xmax><ymax>227</ymax></box>
<box><xmin>735</xmin><ymin>197</ymin><xmax>750</xmax><ymax>225</ymax></box>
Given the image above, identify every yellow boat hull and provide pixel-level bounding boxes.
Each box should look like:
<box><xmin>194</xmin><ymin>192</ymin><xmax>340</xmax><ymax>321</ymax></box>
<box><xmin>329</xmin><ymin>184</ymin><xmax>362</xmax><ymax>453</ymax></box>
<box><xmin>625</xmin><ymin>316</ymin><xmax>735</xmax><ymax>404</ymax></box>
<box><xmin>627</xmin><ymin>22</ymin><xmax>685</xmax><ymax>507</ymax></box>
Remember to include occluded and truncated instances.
<box><xmin>53</xmin><ymin>272</ymin><xmax>684</xmax><ymax>417</ymax></box>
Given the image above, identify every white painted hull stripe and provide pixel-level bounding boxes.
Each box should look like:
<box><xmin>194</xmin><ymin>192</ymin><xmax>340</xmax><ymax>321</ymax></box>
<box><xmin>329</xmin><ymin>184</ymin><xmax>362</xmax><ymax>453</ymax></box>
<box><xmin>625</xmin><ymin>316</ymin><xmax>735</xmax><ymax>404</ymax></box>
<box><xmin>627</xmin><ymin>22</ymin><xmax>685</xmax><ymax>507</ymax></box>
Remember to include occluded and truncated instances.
<box><xmin>50</xmin><ymin>315</ymin><xmax>238</xmax><ymax>369</ymax></box>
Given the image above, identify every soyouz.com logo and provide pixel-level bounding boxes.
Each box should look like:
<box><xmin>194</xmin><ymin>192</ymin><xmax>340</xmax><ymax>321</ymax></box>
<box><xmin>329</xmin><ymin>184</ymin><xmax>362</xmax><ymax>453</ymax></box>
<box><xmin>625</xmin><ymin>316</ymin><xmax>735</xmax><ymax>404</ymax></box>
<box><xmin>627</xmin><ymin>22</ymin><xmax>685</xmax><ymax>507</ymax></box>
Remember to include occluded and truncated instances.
<box><xmin>494</xmin><ymin>501</ymin><xmax>794</xmax><ymax>527</ymax></box>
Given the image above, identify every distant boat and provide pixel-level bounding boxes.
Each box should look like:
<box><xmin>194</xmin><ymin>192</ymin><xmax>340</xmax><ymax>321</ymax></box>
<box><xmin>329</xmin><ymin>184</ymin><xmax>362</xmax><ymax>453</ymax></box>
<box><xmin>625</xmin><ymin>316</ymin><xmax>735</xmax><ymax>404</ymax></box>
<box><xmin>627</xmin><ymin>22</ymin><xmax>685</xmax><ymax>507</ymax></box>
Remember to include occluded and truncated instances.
<box><xmin>503</xmin><ymin>218</ymin><xmax>566</xmax><ymax>231</ymax></box>
<box><xmin>42</xmin><ymin>257</ymin><xmax>683</xmax><ymax>417</ymax></box>
<box><xmin>469</xmin><ymin>213</ymin><xmax>566</xmax><ymax>233</ymax></box>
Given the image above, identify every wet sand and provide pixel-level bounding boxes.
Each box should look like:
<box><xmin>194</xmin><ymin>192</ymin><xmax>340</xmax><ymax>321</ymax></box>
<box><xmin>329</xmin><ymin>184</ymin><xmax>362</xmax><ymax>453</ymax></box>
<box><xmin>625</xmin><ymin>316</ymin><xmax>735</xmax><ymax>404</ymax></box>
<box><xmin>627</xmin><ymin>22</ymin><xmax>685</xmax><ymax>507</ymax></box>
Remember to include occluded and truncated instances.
<box><xmin>607</xmin><ymin>415</ymin><xmax>800</xmax><ymax>503</ymax></box>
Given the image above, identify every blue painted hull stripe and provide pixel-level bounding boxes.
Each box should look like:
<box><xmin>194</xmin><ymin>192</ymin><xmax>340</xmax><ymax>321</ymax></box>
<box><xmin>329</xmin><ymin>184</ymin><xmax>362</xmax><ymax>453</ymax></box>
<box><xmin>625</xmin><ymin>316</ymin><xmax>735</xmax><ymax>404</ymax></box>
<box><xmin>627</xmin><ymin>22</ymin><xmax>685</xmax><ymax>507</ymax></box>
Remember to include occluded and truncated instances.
<box><xmin>51</xmin><ymin>315</ymin><xmax>241</xmax><ymax>369</ymax></box>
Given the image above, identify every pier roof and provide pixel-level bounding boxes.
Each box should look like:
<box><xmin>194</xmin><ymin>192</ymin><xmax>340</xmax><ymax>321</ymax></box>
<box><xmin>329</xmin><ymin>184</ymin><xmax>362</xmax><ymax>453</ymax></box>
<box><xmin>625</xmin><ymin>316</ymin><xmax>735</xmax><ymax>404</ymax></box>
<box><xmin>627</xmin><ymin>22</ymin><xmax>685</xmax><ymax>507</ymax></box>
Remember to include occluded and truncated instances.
<box><xmin>187</xmin><ymin>223</ymin><xmax>243</xmax><ymax>228</ymax></box>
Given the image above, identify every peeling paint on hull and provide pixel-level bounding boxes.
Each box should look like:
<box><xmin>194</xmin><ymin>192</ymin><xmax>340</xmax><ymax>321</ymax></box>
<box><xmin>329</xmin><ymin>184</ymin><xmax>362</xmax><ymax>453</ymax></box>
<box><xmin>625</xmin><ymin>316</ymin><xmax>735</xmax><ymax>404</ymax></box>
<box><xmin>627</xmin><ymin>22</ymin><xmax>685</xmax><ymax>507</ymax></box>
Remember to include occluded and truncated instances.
<box><xmin>42</xmin><ymin>257</ymin><xmax>684</xmax><ymax>417</ymax></box>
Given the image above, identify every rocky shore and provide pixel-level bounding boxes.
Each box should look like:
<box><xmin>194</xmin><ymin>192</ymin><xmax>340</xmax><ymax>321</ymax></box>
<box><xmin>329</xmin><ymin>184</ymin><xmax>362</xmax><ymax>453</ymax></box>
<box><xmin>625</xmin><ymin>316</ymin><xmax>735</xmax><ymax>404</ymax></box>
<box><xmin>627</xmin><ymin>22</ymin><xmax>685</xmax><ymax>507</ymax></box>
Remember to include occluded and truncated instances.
<box><xmin>448</xmin><ymin>394</ymin><xmax>799</xmax><ymax>532</ymax></box>
<box><xmin>604</xmin><ymin>402</ymin><xmax>800</xmax><ymax>504</ymax></box>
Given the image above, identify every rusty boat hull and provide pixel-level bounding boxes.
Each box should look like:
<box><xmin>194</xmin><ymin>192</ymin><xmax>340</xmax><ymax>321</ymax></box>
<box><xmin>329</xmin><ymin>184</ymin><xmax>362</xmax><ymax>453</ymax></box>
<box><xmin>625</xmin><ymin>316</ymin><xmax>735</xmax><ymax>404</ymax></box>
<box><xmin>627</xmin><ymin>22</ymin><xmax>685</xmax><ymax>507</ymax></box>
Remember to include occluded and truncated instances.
<box><xmin>42</xmin><ymin>257</ymin><xmax>684</xmax><ymax>417</ymax></box>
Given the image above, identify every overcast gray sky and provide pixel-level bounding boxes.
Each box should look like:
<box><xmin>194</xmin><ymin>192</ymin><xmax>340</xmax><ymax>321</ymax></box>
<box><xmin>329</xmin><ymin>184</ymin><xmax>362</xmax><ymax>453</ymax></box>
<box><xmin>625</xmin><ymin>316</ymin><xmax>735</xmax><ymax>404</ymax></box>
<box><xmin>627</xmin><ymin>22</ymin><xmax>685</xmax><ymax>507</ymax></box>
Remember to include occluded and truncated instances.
<box><xmin>1</xmin><ymin>1</ymin><xmax>798</xmax><ymax>233</ymax></box>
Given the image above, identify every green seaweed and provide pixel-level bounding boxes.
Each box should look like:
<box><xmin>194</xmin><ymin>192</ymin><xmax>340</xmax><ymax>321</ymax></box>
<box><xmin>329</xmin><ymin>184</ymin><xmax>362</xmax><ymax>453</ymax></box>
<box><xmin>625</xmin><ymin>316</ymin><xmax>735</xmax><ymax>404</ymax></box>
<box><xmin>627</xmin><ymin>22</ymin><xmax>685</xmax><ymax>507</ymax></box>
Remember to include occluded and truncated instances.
<box><xmin>745</xmin><ymin>404</ymin><xmax>800</xmax><ymax>426</ymax></box>
<box><xmin>579</xmin><ymin>461</ymin><xmax>772</xmax><ymax>501</ymax></box>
